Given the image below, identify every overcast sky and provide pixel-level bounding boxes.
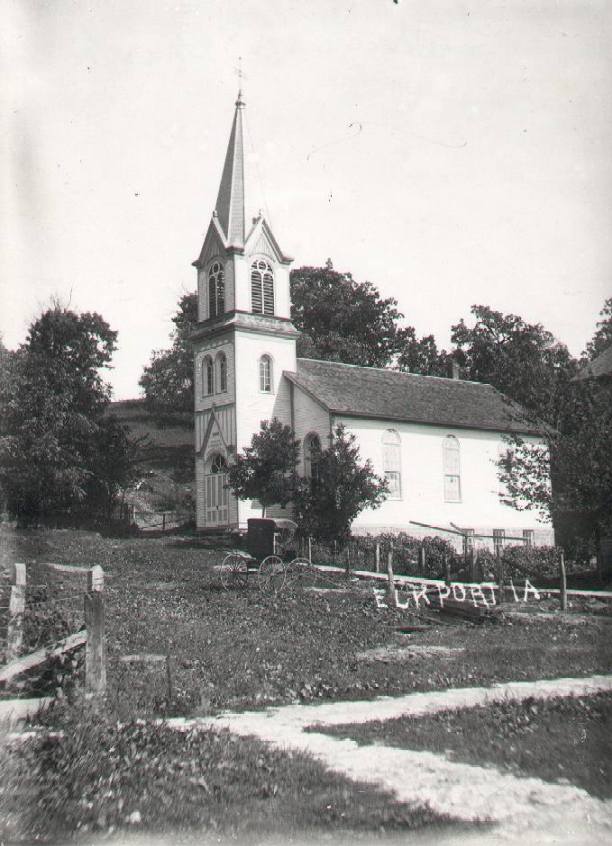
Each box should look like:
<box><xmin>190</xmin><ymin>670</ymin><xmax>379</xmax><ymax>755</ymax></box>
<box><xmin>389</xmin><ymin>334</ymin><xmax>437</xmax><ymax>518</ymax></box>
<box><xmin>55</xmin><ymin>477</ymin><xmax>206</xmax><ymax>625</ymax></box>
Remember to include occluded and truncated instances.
<box><xmin>2</xmin><ymin>0</ymin><xmax>611</xmax><ymax>399</ymax></box>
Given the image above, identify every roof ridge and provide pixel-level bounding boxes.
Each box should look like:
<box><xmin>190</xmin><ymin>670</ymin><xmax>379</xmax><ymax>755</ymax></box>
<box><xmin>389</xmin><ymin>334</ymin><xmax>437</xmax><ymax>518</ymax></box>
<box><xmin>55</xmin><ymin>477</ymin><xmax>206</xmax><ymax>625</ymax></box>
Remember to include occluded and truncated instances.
<box><xmin>296</xmin><ymin>357</ymin><xmax>493</xmax><ymax>388</ymax></box>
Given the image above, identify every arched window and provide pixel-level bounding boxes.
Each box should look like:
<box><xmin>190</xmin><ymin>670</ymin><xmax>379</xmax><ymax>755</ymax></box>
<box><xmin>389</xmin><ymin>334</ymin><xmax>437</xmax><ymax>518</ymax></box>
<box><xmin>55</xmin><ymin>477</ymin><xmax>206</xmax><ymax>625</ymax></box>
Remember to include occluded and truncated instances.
<box><xmin>208</xmin><ymin>261</ymin><xmax>225</xmax><ymax>318</ymax></box>
<box><xmin>209</xmin><ymin>453</ymin><xmax>227</xmax><ymax>474</ymax></box>
<box><xmin>203</xmin><ymin>355</ymin><xmax>214</xmax><ymax>396</ymax></box>
<box><xmin>382</xmin><ymin>429</ymin><xmax>401</xmax><ymax>498</ymax></box>
<box><xmin>443</xmin><ymin>435</ymin><xmax>461</xmax><ymax>502</ymax></box>
<box><xmin>251</xmin><ymin>259</ymin><xmax>274</xmax><ymax>315</ymax></box>
<box><xmin>304</xmin><ymin>433</ymin><xmax>321</xmax><ymax>485</ymax></box>
<box><xmin>217</xmin><ymin>352</ymin><xmax>227</xmax><ymax>393</ymax></box>
<box><xmin>259</xmin><ymin>355</ymin><xmax>272</xmax><ymax>393</ymax></box>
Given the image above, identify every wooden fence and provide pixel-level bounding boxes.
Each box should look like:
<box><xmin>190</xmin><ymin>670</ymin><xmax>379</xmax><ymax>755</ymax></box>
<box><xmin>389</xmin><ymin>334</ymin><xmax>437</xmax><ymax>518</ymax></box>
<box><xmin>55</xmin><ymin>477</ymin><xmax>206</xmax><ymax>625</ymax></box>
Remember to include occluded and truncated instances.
<box><xmin>0</xmin><ymin>562</ymin><xmax>106</xmax><ymax>696</ymax></box>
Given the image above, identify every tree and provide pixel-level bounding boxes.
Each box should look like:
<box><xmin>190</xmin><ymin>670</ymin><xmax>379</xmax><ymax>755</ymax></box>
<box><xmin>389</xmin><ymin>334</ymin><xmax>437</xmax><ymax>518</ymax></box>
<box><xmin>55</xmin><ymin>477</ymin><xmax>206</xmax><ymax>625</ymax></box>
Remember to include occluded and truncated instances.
<box><xmin>585</xmin><ymin>297</ymin><xmax>612</xmax><ymax>361</ymax></box>
<box><xmin>226</xmin><ymin>419</ymin><xmax>301</xmax><ymax>517</ymax></box>
<box><xmin>293</xmin><ymin>424</ymin><xmax>388</xmax><ymax>542</ymax></box>
<box><xmin>396</xmin><ymin>327</ymin><xmax>451</xmax><ymax>377</ymax></box>
<box><xmin>290</xmin><ymin>264</ymin><xmax>404</xmax><ymax>367</ymax></box>
<box><xmin>140</xmin><ymin>292</ymin><xmax>198</xmax><ymax>415</ymax></box>
<box><xmin>450</xmin><ymin>305</ymin><xmax>576</xmax><ymax>424</ymax></box>
<box><xmin>499</xmin><ymin>377</ymin><xmax>612</xmax><ymax>559</ymax></box>
<box><xmin>0</xmin><ymin>307</ymin><xmax>134</xmax><ymax>525</ymax></box>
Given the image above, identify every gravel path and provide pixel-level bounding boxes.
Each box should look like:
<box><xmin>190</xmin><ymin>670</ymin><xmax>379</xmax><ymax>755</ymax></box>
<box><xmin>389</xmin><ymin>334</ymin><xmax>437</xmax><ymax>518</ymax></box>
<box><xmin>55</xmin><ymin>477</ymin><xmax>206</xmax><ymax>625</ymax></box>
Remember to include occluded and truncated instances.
<box><xmin>173</xmin><ymin>673</ymin><xmax>612</xmax><ymax>845</ymax></box>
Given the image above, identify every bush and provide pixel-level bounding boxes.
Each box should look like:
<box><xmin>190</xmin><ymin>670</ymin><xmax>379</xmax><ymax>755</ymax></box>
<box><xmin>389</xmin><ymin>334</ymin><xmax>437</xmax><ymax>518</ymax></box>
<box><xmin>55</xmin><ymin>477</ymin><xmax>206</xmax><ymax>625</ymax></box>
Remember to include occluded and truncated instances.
<box><xmin>501</xmin><ymin>545</ymin><xmax>563</xmax><ymax>581</ymax></box>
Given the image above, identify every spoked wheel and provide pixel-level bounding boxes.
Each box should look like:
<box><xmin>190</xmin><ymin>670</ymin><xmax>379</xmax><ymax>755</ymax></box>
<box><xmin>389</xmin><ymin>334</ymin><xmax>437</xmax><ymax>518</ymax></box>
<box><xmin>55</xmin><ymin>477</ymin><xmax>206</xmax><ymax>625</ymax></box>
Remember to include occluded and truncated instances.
<box><xmin>258</xmin><ymin>555</ymin><xmax>286</xmax><ymax>594</ymax></box>
<box><xmin>285</xmin><ymin>558</ymin><xmax>318</xmax><ymax>591</ymax></box>
<box><xmin>220</xmin><ymin>553</ymin><xmax>249</xmax><ymax>590</ymax></box>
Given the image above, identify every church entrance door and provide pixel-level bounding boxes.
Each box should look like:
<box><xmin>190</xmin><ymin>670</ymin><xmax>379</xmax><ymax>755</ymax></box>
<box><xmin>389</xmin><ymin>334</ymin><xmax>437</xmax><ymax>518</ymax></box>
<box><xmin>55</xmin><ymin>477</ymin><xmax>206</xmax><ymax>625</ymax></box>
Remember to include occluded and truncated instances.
<box><xmin>204</xmin><ymin>453</ymin><xmax>229</xmax><ymax>527</ymax></box>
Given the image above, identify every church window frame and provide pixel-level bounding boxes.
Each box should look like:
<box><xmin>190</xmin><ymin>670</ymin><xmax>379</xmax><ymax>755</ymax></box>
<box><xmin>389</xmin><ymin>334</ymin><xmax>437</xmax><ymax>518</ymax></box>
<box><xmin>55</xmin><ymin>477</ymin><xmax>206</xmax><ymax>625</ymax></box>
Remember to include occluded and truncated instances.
<box><xmin>217</xmin><ymin>351</ymin><xmax>227</xmax><ymax>394</ymax></box>
<box><xmin>304</xmin><ymin>432</ymin><xmax>322</xmax><ymax>487</ymax></box>
<box><xmin>207</xmin><ymin>260</ymin><xmax>225</xmax><ymax>318</ymax></box>
<box><xmin>382</xmin><ymin>429</ymin><xmax>402</xmax><ymax>499</ymax></box>
<box><xmin>259</xmin><ymin>354</ymin><xmax>272</xmax><ymax>393</ymax></box>
<box><xmin>443</xmin><ymin>435</ymin><xmax>461</xmax><ymax>503</ymax></box>
<box><xmin>203</xmin><ymin>355</ymin><xmax>214</xmax><ymax>396</ymax></box>
<box><xmin>250</xmin><ymin>258</ymin><xmax>275</xmax><ymax>315</ymax></box>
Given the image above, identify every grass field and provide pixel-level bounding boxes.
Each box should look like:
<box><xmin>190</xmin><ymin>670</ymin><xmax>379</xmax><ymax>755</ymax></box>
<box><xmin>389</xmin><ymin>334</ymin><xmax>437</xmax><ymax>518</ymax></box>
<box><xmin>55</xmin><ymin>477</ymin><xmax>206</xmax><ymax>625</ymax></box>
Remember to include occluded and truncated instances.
<box><xmin>316</xmin><ymin>692</ymin><xmax>612</xmax><ymax>800</ymax></box>
<box><xmin>1</xmin><ymin>525</ymin><xmax>611</xmax><ymax>842</ymax></box>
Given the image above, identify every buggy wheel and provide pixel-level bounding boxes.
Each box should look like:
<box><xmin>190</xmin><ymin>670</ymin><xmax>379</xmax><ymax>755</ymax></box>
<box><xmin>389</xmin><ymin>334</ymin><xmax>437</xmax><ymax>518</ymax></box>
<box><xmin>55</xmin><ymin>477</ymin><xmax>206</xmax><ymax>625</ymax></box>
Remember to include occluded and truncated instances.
<box><xmin>286</xmin><ymin>557</ymin><xmax>317</xmax><ymax>590</ymax></box>
<box><xmin>258</xmin><ymin>555</ymin><xmax>286</xmax><ymax>594</ymax></box>
<box><xmin>220</xmin><ymin>553</ymin><xmax>249</xmax><ymax>590</ymax></box>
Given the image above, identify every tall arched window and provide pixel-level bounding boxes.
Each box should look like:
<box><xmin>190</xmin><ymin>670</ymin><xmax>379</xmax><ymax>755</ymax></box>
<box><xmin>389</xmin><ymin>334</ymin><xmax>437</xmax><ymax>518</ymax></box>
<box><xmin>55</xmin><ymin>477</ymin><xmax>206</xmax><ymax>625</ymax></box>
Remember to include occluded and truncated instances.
<box><xmin>217</xmin><ymin>352</ymin><xmax>227</xmax><ymax>393</ymax></box>
<box><xmin>259</xmin><ymin>355</ymin><xmax>272</xmax><ymax>393</ymax></box>
<box><xmin>203</xmin><ymin>355</ymin><xmax>214</xmax><ymax>396</ymax></box>
<box><xmin>208</xmin><ymin>261</ymin><xmax>225</xmax><ymax>318</ymax></box>
<box><xmin>382</xmin><ymin>429</ymin><xmax>401</xmax><ymax>498</ymax></box>
<box><xmin>304</xmin><ymin>433</ymin><xmax>321</xmax><ymax>486</ymax></box>
<box><xmin>443</xmin><ymin>435</ymin><xmax>461</xmax><ymax>502</ymax></box>
<box><xmin>251</xmin><ymin>259</ymin><xmax>274</xmax><ymax>315</ymax></box>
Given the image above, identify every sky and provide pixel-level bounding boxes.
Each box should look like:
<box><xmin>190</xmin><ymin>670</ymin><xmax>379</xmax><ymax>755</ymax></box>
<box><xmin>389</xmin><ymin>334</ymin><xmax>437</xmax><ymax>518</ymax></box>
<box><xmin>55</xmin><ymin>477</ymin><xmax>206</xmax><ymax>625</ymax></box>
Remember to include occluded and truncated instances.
<box><xmin>2</xmin><ymin>0</ymin><xmax>611</xmax><ymax>399</ymax></box>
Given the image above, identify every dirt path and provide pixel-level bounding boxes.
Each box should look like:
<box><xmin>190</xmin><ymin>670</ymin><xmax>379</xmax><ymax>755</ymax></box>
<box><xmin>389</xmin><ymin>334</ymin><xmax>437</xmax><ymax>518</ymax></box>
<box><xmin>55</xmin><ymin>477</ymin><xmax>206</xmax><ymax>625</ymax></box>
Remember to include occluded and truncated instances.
<box><xmin>170</xmin><ymin>673</ymin><xmax>612</xmax><ymax>845</ymax></box>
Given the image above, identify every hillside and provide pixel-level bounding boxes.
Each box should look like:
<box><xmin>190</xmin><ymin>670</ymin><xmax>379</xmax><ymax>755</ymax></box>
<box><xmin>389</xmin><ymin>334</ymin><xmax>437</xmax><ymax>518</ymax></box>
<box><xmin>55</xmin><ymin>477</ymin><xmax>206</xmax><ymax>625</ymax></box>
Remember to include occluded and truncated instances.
<box><xmin>109</xmin><ymin>399</ymin><xmax>195</xmax><ymax>528</ymax></box>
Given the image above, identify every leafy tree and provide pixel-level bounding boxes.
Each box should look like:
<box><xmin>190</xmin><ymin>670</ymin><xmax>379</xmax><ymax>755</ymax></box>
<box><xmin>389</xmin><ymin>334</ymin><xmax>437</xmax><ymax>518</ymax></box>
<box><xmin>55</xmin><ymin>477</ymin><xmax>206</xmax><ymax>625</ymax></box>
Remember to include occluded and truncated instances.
<box><xmin>0</xmin><ymin>307</ymin><xmax>133</xmax><ymax>525</ymax></box>
<box><xmin>450</xmin><ymin>305</ymin><xmax>576</xmax><ymax>424</ymax></box>
<box><xmin>290</xmin><ymin>264</ymin><xmax>404</xmax><ymax>367</ymax></box>
<box><xmin>499</xmin><ymin>377</ymin><xmax>612</xmax><ymax>559</ymax></box>
<box><xmin>585</xmin><ymin>297</ymin><xmax>612</xmax><ymax>361</ymax></box>
<box><xmin>396</xmin><ymin>327</ymin><xmax>451</xmax><ymax>377</ymax></box>
<box><xmin>226</xmin><ymin>419</ymin><xmax>301</xmax><ymax>517</ymax></box>
<box><xmin>140</xmin><ymin>293</ymin><xmax>197</xmax><ymax>415</ymax></box>
<box><xmin>293</xmin><ymin>424</ymin><xmax>388</xmax><ymax>542</ymax></box>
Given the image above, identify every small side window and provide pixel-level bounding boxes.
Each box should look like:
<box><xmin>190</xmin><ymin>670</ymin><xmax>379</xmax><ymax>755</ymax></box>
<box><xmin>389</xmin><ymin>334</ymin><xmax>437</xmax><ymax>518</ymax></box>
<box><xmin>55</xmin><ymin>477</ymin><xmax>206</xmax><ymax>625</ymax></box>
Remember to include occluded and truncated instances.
<box><xmin>259</xmin><ymin>355</ymin><xmax>272</xmax><ymax>393</ymax></box>
<box><xmin>217</xmin><ymin>352</ymin><xmax>227</xmax><ymax>393</ymax></box>
<box><xmin>203</xmin><ymin>356</ymin><xmax>214</xmax><ymax>396</ymax></box>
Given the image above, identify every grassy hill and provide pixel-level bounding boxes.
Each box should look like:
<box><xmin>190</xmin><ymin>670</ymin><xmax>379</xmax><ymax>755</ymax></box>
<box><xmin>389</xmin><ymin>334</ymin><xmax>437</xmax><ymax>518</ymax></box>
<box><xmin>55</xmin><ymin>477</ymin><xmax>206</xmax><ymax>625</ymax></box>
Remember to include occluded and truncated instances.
<box><xmin>109</xmin><ymin>399</ymin><xmax>194</xmax><ymax>527</ymax></box>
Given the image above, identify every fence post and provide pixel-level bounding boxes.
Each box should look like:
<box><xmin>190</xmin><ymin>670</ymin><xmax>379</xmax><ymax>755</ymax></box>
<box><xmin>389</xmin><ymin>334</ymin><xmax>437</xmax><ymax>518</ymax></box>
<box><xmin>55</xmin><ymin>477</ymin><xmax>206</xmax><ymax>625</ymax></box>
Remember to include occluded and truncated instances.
<box><xmin>444</xmin><ymin>554</ymin><xmax>451</xmax><ymax>585</ymax></box>
<box><xmin>162</xmin><ymin>513</ymin><xmax>166</xmax><ymax>533</ymax></box>
<box><xmin>7</xmin><ymin>562</ymin><xmax>27</xmax><ymax>662</ymax></box>
<box><xmin>559</xmin><ymin>549</ymin><xmax>567</xmax><ymax>612</ymax></box>
<box><xmin>308</xmin><ymin>536</ymin><xmax>312</xmax><ymax>564</ymax></box>
<box><xmin>496</xmin><ymin>548</ymin><xmax>504</xmax><ymax>606</ymax></box>
<box><xmin>375</xmin><ymin>543</ymin><xmax>380</xmax><ymax>573</ymax></box>
<box><xmin>386</xmin><ymin>544</ymin><xmax>396</xmax><ymax>607</ymax></box>
<box><xmin>419</xmin><ymin>544</ymin><xmax>426</xmax><ymax>573</ymax></box>
<box><xmin>345</xmin><ymin>544</ymin><xmax>350</xmax><ymax>576</ymax></box>
<box><xmin>84</xmin><ymin>565</ymin><xmax>106</xmax><ymax>694</ymax></box>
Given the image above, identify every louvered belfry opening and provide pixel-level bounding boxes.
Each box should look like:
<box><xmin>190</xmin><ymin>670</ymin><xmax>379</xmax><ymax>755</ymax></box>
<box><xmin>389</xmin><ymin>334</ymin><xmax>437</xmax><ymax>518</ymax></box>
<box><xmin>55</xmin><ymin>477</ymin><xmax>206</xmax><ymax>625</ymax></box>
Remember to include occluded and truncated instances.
<box><xmin>251</xmin><ymin>259</ymin><xmax>274</xmax><ymax>315</ymax></box>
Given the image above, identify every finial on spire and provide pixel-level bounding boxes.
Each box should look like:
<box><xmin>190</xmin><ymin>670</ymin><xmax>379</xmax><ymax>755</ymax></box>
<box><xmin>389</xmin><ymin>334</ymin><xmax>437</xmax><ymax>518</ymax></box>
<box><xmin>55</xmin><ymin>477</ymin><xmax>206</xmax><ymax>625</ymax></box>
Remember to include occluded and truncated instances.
<box><xmin>235</xmin><ymin>56</ymin><xmax>246</xmax><ymax>107</ymax></box>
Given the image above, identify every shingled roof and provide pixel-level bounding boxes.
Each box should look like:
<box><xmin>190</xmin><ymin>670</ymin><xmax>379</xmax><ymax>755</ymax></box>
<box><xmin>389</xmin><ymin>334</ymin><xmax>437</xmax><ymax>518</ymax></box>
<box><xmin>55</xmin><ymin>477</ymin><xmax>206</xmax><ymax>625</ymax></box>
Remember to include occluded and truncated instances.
<box><xmin>284</xmin><ymin>358</ymin><xmax>543</xmax><ymax>435</ymax></box>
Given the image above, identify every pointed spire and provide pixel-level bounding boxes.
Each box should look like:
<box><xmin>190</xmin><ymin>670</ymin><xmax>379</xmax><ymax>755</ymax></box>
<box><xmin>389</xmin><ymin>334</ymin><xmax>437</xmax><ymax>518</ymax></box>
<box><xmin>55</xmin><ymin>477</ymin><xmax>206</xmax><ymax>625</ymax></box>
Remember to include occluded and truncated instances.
<box><xmin>214</xmin><ymin>92</ymin><xmax>246</xmax><ymax>248</ymax></box>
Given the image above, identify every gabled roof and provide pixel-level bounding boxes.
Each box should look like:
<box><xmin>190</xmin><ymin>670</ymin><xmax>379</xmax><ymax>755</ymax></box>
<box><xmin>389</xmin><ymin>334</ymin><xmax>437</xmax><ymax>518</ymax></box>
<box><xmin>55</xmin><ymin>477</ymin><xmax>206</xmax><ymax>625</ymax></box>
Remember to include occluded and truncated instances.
<box><xmin>575</xmin><ymin>345</ymin><xmax>612</xmax><ymax>381</ymax></box>
<box><xmin>284</xmin><ymin>358</ymin><xmax>544</xmax><ymax>436</ymax></box>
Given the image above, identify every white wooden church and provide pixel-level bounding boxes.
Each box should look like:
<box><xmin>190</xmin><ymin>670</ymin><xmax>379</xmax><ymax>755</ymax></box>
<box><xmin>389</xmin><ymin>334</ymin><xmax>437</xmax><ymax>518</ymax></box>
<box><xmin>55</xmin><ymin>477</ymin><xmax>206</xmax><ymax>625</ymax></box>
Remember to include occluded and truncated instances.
<box><xmin>191</xmin><ymin>92</ymin><xmax>553</xmax><ymax>548</ymax></box>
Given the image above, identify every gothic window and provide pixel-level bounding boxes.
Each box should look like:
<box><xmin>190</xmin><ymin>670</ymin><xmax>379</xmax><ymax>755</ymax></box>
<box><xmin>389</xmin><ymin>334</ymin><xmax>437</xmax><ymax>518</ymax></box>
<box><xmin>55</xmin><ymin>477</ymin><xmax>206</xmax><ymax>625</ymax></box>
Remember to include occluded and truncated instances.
<box><xmin>208</xmin><ymin>261</ymin><xmax>225</xmax><ymax>318</ymax></box>
<box><xmin>304</xmin><ymin>433</ymin><xmax>321</xmax><ymax>485</ymax></box>
<box><xmin>217</xmin><ymin>352</ymin><xmax>227</xmax><ymax>393</ymax></box>
<box><xmin>382</xmin><ymin>429</ymin><xmax>401</xmax><ymax>498</ymax></box>
<box><xmin>443</xmin><ymin>435</ymin><xmax>461</xmax><ymax>502</ymax></box>
<box><xmin>259</xmin><ymin>355</ymin><xmax>272</xmax><ymax>393</ymax></box>
<box><xmin>251</xmin><ymin>259</ymin><xmax>274</xmax><ymax>315</ymax></box>
<box><xmin>203</xmin><ymin>355</ymin><xmax>214</xmax><ymax>396</ymax></box>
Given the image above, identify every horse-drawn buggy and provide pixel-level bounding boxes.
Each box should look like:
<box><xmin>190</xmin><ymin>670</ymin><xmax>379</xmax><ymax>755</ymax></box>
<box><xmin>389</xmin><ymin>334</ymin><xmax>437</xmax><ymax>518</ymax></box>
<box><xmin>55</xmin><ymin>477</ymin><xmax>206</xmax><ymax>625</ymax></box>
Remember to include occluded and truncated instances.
<box><xmin>219</xmin><ymin>518</ymin><xmax>321</xmax><ymax>593</ymax></box>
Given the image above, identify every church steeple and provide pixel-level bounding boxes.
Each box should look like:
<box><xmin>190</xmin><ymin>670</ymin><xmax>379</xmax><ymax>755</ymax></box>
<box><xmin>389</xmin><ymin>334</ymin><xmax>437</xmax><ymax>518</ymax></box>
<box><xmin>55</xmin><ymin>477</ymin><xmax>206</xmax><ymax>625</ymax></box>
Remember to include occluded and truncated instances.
<box><xmin>214</xmin><ymin>91</ymin><xmax>245</xmax><ymax>249</ymax></box>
